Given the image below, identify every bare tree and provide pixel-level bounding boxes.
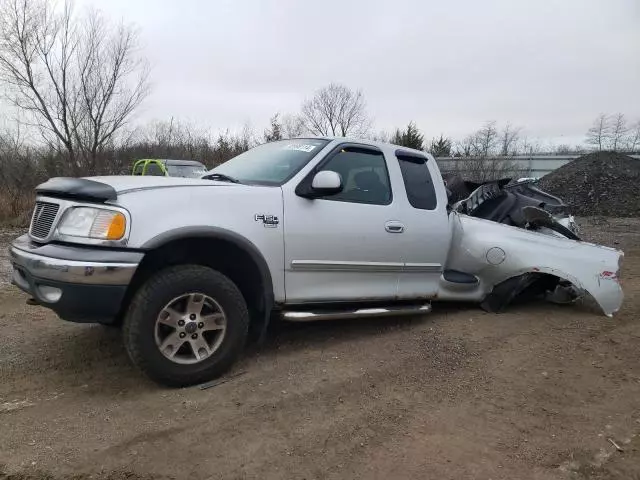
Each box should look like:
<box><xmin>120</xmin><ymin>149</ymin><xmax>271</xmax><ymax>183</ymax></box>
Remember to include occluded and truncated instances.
<box><xmin>0</xmin><ymin>122</ymin><xmax>42</xmax><ymax>222</ymax></box>
<box><xmin>263</xmin><ymin>113</ymin><xmax>282</xmax><ymax>142</ymax></box>
<box><xmin>471</xmin><ymin>121</ymin><xmax>499</xmax><ymax>157</ymax></box>
<box><xmin>499</xmin><ymin>123</ymin><xmax>521</xmax><ymax>156</ymax></box>
<box><xmin>281</xmin><ymin>113</ymin><xmax>305</xmax><ymax>139</ymax></box>
<box><xmin>301</xmin><ymin>83</ymin><xmax>371</xmax><ymax>137</ymax></box>
<box><xmin>446</xmin><ymin>122</ymin><xmax>521</xmax><ymax>181</ymax></box>
<box><xmin>454</xmin><ymin>135</ymin><xmax>474</xmax><ymax>157</ymax></box>
<box><xmin>608</xmin><ymin>113</ymin><xmax>628</xmax><ymax>151</ymax></box>
<box><xmin>441</xmin><ymin>155</ymin><xmax>521</xmax><ymax>183</ymax></box>
<box><xmin>585</xmin><ymin>114</ymin><xmax>611</xmax><ymax>152</ymax></box>
<box><xmin>138</xmin><ymin>118</ymin><xmax>212</xmax><ymax>161</ymax></box>
<box><xmin>368</xmin><ymin>130</ymin><xmax>391</xmax><ymax>143</ymax></box>
<box><xmin>212</xmin><ymin>124</ymin><xmax>255</xmax><ymax>165</ymax></box>
<box><xmin>0</xmin><ymin>0</ymin><xmax>149</xmax><ymax>175</ymax></box>
<box><xmin>628</xmin><ymin>120</ymin><xmax>640</xmax><ymax>153</ymax></box>
<box><xmin>520</xmin><ymin>135</ymin><xmax>541</xmax><ymax>156</ymax></box>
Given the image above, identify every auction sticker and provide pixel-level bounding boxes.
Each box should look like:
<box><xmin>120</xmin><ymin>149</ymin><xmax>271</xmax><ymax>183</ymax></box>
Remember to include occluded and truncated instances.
<box><xmin>283</xmin><ymin>144</ymin><xmax>317</xmax><ymax>152</ymax></box>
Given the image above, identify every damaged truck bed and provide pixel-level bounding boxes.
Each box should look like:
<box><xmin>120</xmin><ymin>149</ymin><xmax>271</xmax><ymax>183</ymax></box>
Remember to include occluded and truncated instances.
<box><xmin>444</xmin><ymin>177</ymin><xmax>623</xmax><ymax>316</ymax></box>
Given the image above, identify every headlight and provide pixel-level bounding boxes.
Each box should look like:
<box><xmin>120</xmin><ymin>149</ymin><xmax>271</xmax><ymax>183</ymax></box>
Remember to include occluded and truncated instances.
<box><xmin>57</xmin><ymin>207</ymin><xmax>127</xmax><ymax>241</ymax></box>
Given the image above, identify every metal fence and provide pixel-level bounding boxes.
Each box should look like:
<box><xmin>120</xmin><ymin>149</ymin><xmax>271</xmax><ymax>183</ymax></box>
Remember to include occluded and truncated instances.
<box><xmin>435</xmin><ymin>154</ymin><xmax>640</xmax><ymax>178</ymax></box>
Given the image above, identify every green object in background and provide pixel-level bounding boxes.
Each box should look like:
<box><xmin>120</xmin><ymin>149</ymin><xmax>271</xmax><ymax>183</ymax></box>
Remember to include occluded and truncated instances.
<box><xmin>132</xmin><ymin>159</ymin><xmax>207</xmax><ymax>178</ymax></box>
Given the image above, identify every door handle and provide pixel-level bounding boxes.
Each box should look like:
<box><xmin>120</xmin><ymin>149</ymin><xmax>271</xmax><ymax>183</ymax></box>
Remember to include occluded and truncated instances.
<box><xmin>385</xmin><ymin>221</ymin><xmax>405</xmax><ymax>233</ymax></box>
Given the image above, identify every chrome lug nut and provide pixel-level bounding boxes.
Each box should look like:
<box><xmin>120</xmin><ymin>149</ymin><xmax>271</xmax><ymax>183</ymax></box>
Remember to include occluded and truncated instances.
<box><xmin>189</xmin><ymin>314</ymin><xmax>196</xmax><ymax>320</ymax></box>
<box><xmin>198</xmin><ymin>322</ymin><xmax>204</xmax><ymax>329</ymax></box>
<box><xmin>179</xmin><ymin>332</ymin><xmax>186</xmax><ymax>338</ymax></box>
<box><xmin>178</xmin><ymin>320</ymin><xmax>185</xmax><ymax>327</ymax></box>
<box><xmin>191</xmin><ymin>333</ymin><xmax>198</xmax><ymax>339</ymax></box>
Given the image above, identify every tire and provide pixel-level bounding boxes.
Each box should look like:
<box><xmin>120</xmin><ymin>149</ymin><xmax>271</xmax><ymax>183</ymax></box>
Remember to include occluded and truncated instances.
<box><xmin>98</xmin><ymin>321</ymin><xmax>122</xmax><ymax>329</ymax></box>
<box><xmin>123</xmin><ymin>265</ymin><xmax>249</xmax><ymax>387</ymax></box>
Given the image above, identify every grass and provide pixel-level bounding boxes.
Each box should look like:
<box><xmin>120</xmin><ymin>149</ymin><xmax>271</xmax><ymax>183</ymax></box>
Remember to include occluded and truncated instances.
<box><xmin>0</xmin><ymin>192</ymin><xmax>33</xmax><ymax>227</ymax></box>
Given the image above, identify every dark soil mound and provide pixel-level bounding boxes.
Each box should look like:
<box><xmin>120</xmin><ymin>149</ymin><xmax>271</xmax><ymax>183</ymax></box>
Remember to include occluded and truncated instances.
<box><xmin>537</xmin><ymin>152</ymin><xmax>640</xmax><ymax>217</ymax></box>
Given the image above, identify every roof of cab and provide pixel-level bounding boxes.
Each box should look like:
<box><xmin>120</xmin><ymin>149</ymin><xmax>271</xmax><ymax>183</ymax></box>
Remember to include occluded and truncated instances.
<box><xmin>289</xmin><ymin>136</ymin><xmax>431</xmax><ymax>159</ymax></box>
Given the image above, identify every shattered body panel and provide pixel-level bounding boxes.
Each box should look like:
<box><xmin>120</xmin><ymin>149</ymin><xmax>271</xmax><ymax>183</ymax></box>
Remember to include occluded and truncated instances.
<box><xmin>450</xmin><ymin>177</ymin><xmax>579</xmax><ymax>237</ymax></box>
<box><xmin>438</xmin><ymin>213</ymin><xmax>624</xmax><ymax>316</ymax></box>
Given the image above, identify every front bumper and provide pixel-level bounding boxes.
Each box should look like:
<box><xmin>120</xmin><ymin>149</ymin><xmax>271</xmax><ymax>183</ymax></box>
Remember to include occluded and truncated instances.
<box><xmin>9</xmin><ymin>235</ymin><xmax>143</xmax><ymax>323</ymax></box>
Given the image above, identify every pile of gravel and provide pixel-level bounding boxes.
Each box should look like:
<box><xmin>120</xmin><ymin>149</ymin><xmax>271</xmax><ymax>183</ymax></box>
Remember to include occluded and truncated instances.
<box><xmin>537</xmin><ymin>152</ymin><xmax>640</xmax><ymax>217</ymax></box>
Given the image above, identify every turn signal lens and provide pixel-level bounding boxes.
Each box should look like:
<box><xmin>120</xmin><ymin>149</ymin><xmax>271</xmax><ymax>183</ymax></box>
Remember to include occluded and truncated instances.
<box><xmin>107</xmin><ymin>212</ymin><xmax>127</xmax><ymax>240</ymax></box>
<box><xmin>90</xmin><ymin>211</ymin><xmax>127</xmax><ymax>240</ymax></box>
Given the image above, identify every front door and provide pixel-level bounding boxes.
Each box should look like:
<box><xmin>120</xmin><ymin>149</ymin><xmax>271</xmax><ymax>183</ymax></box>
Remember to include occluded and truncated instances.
<box><xmin>283</xmin><ymin>145</ymin><xmax>404</xmax><ymax>303</ymax></box>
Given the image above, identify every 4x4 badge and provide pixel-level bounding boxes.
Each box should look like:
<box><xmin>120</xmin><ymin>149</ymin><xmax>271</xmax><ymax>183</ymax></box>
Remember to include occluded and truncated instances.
<box><xmin>254</xmin><ymin>214</ymin><xmax>279</xmax><ymax>228</ymax></box>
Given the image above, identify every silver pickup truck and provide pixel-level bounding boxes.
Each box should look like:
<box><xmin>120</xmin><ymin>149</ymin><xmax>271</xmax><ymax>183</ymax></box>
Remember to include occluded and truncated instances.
<box><xmin>9</xmin><ymin>138</ymin><xmax>623</xmax><ymax>386</ymax></box>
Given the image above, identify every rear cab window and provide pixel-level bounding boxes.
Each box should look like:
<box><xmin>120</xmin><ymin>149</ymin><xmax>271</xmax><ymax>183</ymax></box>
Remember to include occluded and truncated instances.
<box><xmin>396</xmin><ymin>150</ymin><xmax>437</xmax><ymax>210</ymax></box>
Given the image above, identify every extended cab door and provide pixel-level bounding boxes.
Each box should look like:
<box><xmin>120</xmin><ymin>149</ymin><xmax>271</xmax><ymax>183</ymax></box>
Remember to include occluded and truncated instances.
<box><xmin>282</xmin><ymin>144</ymin><xmax>404</xmax><ymax>303</ymax></box>
<box><xmin>392</xmin><ymin>150</ymin><xmax>450</xmax><ymax>298</ymax></box>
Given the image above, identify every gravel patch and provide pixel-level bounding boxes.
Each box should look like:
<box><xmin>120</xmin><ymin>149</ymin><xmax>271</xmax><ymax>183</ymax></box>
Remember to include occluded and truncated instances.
<box><xmin>538</xmin><ymin>152</ymin><xmax>640</xmax><ymax>217</ymax></box>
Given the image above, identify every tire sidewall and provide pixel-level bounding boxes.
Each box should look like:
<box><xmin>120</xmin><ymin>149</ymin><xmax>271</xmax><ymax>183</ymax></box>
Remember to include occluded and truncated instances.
<box><xmin>125</xmin><ymin>265</ymin><xmax>249</xmax><ymax>385</ymax></box>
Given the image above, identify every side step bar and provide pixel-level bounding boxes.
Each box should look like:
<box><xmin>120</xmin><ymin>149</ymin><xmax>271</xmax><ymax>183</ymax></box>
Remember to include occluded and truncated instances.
<box><xmin>281</xmin><ymin>303</ymin><xmax>431</xmax><ymax>322</ymax></box>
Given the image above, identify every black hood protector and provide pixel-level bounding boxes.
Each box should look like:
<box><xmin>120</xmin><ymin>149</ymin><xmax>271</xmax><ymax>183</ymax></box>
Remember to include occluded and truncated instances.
<box><xmin>36</xmin><ymin>177</ymin><xmax>117</xmax><ymax>202</ymax></box>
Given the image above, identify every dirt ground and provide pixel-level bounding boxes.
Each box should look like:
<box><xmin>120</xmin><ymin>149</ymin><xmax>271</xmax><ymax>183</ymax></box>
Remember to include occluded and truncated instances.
<box><xmin>1</xmin><ymin>218</ymin><xmax>639</xmax><ymax>480</ymax></box>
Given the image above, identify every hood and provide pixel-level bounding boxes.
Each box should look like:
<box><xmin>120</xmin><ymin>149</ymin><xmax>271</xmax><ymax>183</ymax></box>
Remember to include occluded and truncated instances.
<box><xmin>89</xmin><ymin>175</ymin><xmax>234</xmax><ymax>194</ymax></box>
<box><xmin>35</xmin><ymin>175</ymin><xmax>236</xmax><ymax>203</ymax></box>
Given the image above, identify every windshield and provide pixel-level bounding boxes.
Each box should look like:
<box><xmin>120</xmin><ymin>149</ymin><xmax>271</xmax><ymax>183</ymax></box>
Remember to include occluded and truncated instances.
<box><xmin>205</xmin><ymin>138</ymin><xmax>330</xmax><ymax>185</ymax></box>
<box><xmin>166</xmin><ymin>164</ymin><xmax>207</xmax><ymax>178</ymax></box>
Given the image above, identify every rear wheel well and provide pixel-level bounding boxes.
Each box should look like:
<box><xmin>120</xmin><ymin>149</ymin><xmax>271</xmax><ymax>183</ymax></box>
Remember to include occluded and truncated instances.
<box><xmin>118</xmin><ymin>237</ymin><xmax>272</xmax><ymax>337</ymax></box>
<box><xmin>481</xmin><ymin>272</ymin><xmax>567</xmax><ymax>312</ymax></box>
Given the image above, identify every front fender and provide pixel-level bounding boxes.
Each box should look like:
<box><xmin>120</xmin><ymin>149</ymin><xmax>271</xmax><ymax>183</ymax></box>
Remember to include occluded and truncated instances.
<box><xmin>113</xmin><ymin>184</ymin><xmax>285</xmax><ymax>302</ymax></box>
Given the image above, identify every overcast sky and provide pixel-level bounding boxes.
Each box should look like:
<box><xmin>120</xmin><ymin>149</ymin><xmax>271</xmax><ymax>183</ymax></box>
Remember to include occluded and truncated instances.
<box><xmin>78</xmin><ymin>0</ymin><xmax>640</xmax><ymax>146</ymax></box>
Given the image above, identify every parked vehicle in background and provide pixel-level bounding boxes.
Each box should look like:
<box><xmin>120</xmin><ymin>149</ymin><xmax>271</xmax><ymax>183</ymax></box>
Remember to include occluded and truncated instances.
<box><xmin>132</xmin><ymin>159</ymin><xmax>207</xmax><ymax>178</ymax></box>
<box><xmin>9</xmin><ymin>138</ymin><xmax>624</xmax><ymax>387</ymax></box>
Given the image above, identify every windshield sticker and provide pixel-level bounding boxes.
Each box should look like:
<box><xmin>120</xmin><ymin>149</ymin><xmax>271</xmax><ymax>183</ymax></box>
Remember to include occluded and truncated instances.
<box><xmin>283</xmin><ymin>144</ymin><xmax>317</xmax><ymax>153</ymax></box>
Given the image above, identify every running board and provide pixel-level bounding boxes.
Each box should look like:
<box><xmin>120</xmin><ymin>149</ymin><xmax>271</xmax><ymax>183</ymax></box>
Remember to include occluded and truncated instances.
<box><xmin>281</xmin><ymin>303</ymin><xmax>431</xmax><ymax>322</ymax></box>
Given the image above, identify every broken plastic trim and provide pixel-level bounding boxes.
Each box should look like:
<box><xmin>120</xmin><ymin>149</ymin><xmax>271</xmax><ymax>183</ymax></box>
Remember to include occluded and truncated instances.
<box><xmin>522</xmin><ymin>206</ymin><xmax>580</xmax><ymax>240</ymax></box>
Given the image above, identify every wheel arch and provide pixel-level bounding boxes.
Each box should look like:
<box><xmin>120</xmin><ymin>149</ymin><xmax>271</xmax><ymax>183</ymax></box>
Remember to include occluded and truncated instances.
<box><xmin>120</xmin><ymin>226</ymin><xmax>274</xmax><ymax>339</ymax></box>
<box><xmin>482</xmin><ymin>266</ymin><xmax>591</xmax><ymax>314</ymax></box>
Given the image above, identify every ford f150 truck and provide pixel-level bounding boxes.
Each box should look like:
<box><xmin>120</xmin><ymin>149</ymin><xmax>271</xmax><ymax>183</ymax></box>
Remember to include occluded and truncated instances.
<box><xmin>9</xmin><ymin>138</ymin><xmax>624</xmax><ymax>386</ymax></box>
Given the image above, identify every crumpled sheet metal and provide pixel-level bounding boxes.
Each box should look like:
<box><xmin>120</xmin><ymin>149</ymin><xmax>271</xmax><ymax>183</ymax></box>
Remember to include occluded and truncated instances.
<box><xmin>445</xmin><ymin>213</ymin><xmax>624</xmax><ymax>316</ymax></box>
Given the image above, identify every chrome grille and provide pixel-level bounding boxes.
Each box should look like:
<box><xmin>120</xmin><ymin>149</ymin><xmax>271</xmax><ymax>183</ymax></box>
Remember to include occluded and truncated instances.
<box><xmin>29</xmin><ymin>201</ymin><xmax>60</xmax><ymax>239</ymax></box>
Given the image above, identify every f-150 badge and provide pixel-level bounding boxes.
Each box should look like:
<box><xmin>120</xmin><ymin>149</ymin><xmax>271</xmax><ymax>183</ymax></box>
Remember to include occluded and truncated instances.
<box><xmin>255</xmin><ymin>214</ymin><xmax>279</xmax><ymax>228</ymax></box>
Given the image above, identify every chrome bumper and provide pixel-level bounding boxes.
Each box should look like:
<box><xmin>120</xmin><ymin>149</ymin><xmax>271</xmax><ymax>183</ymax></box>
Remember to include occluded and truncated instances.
<box><xmin>9</xmin><ymin>233</ymin><xmax>143</xmax><ymax>290</ymax></box>
<box><xmin>10</xmin><ymin>245</ymin><xmax>139</xmax><ymax>286</ymax></box>
<box><xmin>8</xmin><ymin>235</ymin><xmax>144</xmax><ymax>323</ymax></box>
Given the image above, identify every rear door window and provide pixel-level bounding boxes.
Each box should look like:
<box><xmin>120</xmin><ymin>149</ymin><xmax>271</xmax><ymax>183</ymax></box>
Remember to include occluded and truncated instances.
<box><xmin>397</xmin><ymin>152</ymin><xmax>437</xmax><ymax>210</ymax></box>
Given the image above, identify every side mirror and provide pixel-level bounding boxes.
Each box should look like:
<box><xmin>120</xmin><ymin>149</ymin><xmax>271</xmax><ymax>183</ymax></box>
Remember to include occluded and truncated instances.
<box><xmin>311</xmin><ymin>170</ymin><xmax>343</xmax><ymax>196</ymax></box>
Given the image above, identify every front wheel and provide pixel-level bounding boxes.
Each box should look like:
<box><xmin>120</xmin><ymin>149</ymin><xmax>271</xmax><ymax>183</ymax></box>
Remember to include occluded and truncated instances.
<box><xmin>123</xmin><ymin>265</ymin><xmax>249</xmax><ymax>387</ymax></box>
